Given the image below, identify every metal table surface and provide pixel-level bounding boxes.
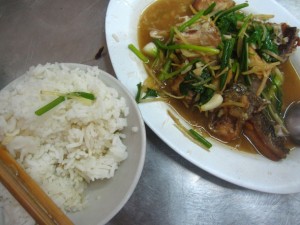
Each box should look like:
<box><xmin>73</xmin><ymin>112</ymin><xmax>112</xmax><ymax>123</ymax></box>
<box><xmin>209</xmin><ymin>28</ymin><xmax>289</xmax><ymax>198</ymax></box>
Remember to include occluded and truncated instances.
<box><xmin>0</xmin><ymin>0</ymin><xmax>300</xmax><ymax>224</ymax></box>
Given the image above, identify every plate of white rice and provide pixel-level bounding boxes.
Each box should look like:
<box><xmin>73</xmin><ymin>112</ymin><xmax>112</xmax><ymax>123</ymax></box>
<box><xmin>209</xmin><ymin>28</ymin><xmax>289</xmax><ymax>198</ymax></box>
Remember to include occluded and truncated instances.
<box><xmin>0</xmin><ymin>63</ymin><xmax>146</xmax><ymax>225</ymax></box>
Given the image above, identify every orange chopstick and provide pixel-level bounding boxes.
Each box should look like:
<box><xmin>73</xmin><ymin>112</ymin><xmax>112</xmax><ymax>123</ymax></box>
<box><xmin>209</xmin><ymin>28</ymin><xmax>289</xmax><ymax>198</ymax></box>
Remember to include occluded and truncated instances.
<box><xmin>0</xmin><ymin>146</ymin><xmax>74</xmax><ymax>225</ymax></box>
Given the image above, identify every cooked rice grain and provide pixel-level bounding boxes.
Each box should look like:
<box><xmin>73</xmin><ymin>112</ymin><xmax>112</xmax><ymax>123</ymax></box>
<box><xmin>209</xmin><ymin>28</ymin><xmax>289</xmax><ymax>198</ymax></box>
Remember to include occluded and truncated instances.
<box><xmin>0</xmin><ymin>63</ymin><xmax>129</xmax><ymax>222</ymax></box>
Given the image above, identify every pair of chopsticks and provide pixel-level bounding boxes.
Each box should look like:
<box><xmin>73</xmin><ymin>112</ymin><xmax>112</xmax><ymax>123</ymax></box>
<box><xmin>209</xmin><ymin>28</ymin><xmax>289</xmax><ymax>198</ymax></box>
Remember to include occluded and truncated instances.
<box><xmin>0</xmin><ymin>145</ymin><xmax>74</xmax><ymax>225</ymax></box>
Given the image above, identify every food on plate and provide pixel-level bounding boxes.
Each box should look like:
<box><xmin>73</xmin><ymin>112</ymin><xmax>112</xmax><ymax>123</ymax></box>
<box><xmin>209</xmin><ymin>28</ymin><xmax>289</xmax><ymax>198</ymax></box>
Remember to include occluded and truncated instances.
<box><xmin>0</xmin><ymin>63</ymin><xmax>129</xmax><ymax>224</ymax></box>
<box><xmin>132</xmin><ymin>0</ymin><xmax>300</xmax><ymax>161</ymax></box>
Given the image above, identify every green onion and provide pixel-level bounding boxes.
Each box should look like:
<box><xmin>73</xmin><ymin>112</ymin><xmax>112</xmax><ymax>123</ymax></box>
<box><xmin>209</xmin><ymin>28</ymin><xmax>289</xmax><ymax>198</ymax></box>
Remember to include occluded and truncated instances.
<box><xmin>220</xmin><ymin>38</ymin><xmax>236</xmax><ymax>90</ymax></box>
<box><xmin>178</xmin><ymin>3</ymin><xmax>216</xmax><ymax>32</ymax></box>
<box><xmin>67</xmin><ymin>92</ymin><xmax>96</xmax><ymax>100</ymax></box>
<box><xmin>35</xmin><ymin>96</ymin><xmax>65</xmax><ymax>116</ymax></box>
<box><xmin>192</xmin><ymin>77</ymin><xmax>212</xmax><ymax>87</ymax></box>
<box><xmin>35</xmin><ymin>91</ymin><xmax>96</xmax><ymax>116</ymax></box>
<box><xmin>272</xmin><ymin>67</ymin><xmax>284</xmax><ymax>87</ymax></box>
<box><xmin>159</xmin><ymin>59</ymin><xmax>200</xmax><ymax>81</ymax></box>
<box><xmin>240</xmin><ymin>37</ymin><xmax>251</xmax><ymax>85</ymax></box>
<box><xmin>189</xmin><ymin>129</ymin><xmax>212</xmax><ymax>149</ymax></box>
<box><xmin>166</xmin><ymin>27</ymin><xmax>176</xmax><ymax>45</ymax></box>
<box><xmin>178</xmin><ymin>10</ymin><xmax>205</xmax><ymax>32</ymax></box>
<box><xmin>161</xmin><ymin>58</ymin><xmax>173</xmax><ymax>75</ymax></box>
<box><xmin>142</xmin><ymin>88</ymin><xmax>158</xmax><ymax>99</ymax></box>
<box><xmin>238</xmin><ymin>14</ymin><xmax>253</xmax><ymax>38</ymax></box>
<box><xmin>168</xmin><ymin>110</ymin><xmax>212</xmax><ymax>150</ymax></box>
<box><xmin>128</xmin><ymin>44</ymin><xmax>150</xmax><ymax>63</ymax></box>
<box><xmin>237</xmin><ymin>14</ymin><xmax>252</xmax><ymax>57</ymax></box>
<box><xmin>177</xmin><ymin>3</ymin><xmax>216</xmax><ymax>33</ymax></box>
<box><xmin>204</xmin><ymin>2</ymin><xmax>216</xmax><ymax>15</ymax></box>
<box><xmin>263</xmin><ymin>103</ymin><xmax>288</xmax><ymax>134</ymax></box>
<box><xmin>135</xmin><ymin>82</ymin><xmax>142</xmax><ymax>103</ymax></box>
<box><xmin>154</xmin><ymin>40</ymin><xmax>220</xmax><ymax>55</ymax></box>
<box><xmin>215</xmin><ymin>3</ymin><xmax>249</xmax><ymax>22</ymax></box>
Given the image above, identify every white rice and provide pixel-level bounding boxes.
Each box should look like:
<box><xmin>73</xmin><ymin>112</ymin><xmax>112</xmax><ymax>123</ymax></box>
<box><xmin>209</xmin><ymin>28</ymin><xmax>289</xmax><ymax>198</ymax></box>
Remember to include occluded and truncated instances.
<box><xmin>0</xmin><ymin>63</ymin><xmax>129</xmax><ymax>224</ymax></box>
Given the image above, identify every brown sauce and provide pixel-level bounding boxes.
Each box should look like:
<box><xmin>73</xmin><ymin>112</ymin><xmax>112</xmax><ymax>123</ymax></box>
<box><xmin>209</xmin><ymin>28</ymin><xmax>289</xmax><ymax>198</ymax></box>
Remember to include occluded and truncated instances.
<box><xmin>138</xmin><ymin>0</ymin><xmax>300</xmax><ymax>154</ymax></box>
<box><xmin>138</xmin><ymin>0</ymin><xmax>193</xmax><ymax>47</ymax></box>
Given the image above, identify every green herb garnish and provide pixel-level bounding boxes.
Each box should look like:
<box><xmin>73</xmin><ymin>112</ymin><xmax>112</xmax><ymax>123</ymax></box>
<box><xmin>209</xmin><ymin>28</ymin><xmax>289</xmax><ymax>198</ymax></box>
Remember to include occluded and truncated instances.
<box><xmin>35</xmin><ymin>91</ymin><xmax>96</xmax><ymax>116</ymax></box>
<box><xmin>128</xmin><ymin>44</ymin><xmax>149</xmax><ymax>63</ymax></box>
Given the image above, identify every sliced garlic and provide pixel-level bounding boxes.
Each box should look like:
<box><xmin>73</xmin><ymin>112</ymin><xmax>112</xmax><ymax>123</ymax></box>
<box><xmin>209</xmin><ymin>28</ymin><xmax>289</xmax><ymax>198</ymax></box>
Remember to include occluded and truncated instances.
<box><xmin>200</xmin><ymin>93</ymin><xmax>223</xmax><ymax>111</ymax></box>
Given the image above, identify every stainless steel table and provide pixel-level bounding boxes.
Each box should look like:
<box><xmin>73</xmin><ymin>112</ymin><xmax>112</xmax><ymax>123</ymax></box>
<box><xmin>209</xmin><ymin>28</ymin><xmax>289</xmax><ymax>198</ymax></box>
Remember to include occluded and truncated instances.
<box><xmin>1</xmin><ymin>0</ymin><xmax>300</xmax><ymax>224</ymax></box>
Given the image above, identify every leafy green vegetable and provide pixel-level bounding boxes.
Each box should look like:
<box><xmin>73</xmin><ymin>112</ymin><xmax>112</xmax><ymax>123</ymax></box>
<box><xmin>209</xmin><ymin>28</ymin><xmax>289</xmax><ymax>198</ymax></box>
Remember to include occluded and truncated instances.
<box><xmin>217</xmin><ymin>12</ymin><xmax>245</xmax><ymax>34</ymax></box>
<box><xmin>142</xmin><ymin>88</ymin><xmax>158</xmax><ymax>99</ymax></box>
<box><xmin>135</xmin><ymin>82</ymin><xmax>158</xmax><ymax>103</ymax></box>
<box><xmin>180</xmin><ymin>67</ymin><xmax>211</xmax><ymax>93</ymax></box>
<box><xmin>199</xmin><ymin>88</ymin><xmax>215</xmax><ymax>105</ymax></box>
<box><xmin>260</xmin><ymin>33</ymin><xmax>279</xmax><ymax>62</ymax></box>
<box><xmin>248</xmin><ymin>24</ymin><xmax>279</xmax><ymax>62</ymax></box>
<box><xmin>248</xmin><ymin>24</ymin><xmax>264</xmax><ymax>48</ymax></box>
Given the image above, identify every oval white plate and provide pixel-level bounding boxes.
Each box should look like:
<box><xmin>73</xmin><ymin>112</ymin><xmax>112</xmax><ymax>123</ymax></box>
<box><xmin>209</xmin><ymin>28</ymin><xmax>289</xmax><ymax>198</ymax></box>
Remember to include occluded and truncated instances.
<box><xmin>0</xmin><ymin>63</ymin><xmax>146</xmax><ymax>225</ymax></box>
<box><xmin>105</xmin><ymin>0</ymin><xmax>300</xmax><ymax>194</ymax></box>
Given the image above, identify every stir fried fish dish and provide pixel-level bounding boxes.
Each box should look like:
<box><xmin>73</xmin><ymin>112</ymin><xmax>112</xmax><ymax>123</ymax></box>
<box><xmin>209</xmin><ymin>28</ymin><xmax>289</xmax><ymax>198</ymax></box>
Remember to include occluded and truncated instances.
<box><xmin>132</xmin><ymin>0</ymin><xmax>300</xmax><ymax>161</ymax></box>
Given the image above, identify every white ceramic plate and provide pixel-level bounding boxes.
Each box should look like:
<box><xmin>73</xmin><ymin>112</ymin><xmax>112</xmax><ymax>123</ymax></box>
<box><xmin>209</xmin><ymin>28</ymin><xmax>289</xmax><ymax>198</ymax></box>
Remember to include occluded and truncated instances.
<box><xmin>105</xmin><ymin>0</ymin><xmax>300</xmax><ymax>194</ymax></box>
<box><xmin>0</xmin><ymin>63</ymin><xmax>146</xmax><ymax>225</ymax></box>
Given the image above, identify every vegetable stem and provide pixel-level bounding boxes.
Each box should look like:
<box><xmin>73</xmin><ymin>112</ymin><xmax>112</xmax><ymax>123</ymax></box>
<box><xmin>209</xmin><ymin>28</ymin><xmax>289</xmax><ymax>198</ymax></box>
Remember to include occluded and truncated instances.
<box><xmin>168</xmin><ymin>110</ymin><xmax>212</xmax><ymax>150</ymax></box>
<box><xmin>159</xmin><ymin>59</ymin><xmax>200</xmax><ymax>81</ymax></box>
<box><xmin>204</xmin><ymin>2</ymin><xmax>216</xmax><ymax>15</ymax></box>
<box><xmin>67</xmin><ymin>92</ymin><xmax>96</xmax><ymax>100</ymax></box>
<box><xmin>135</xmin><ymin>82</ymin><xmax>142</xmax><ymax>103</ymax></box>
<box><xmin>35</xmin><ymin>92</ymin><xmax>96</xmax><ymax>116</ymax></box>
<box><xmin>220</xmin><ymin>38</ymin><xmax>235</xmax><ymax>90</ymax></box>
<box><xmin>35</xmin><ymin>96</ymin><xmax>65</xmax><ymax>116</ymax></box>
<box><xmin>189</xmin><ymin>129</ymin><xmax>212</xmax><ymax>149</ymax></box>
<box><xmin>178</xmin><ymin>10</ymin><xmax>205</xmax><ymax>32</ymax></box>
<box><xmin>128</xmin><ymin>44</ymin><xmax>150</xmax><ymax>63</ymax></box>
<box><xmin>240</xmin><ymin>37</ymin><xmax>251</xmax><ymax>85</ymax></box>
<box><xmin>215</xmin><ymin>3</ymin><xmax>249</xmax><ymax>22</ymax></box>
<box><xmin>154</xmin><ymin>40</ymin><xmax>220</xmax><ymax>55</ymax></box>
<box><xmin>178</xmin><ymin>2</ymin><xmax>216</xmax><ymax>32</ymax></box>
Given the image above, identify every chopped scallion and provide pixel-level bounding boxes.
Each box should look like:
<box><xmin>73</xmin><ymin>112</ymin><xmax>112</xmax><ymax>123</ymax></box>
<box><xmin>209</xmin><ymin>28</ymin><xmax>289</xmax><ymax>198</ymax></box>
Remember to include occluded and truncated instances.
<box><xmin>35</xmin><ymin>91</ymin><xmax>96</xmax><ymax>116</ymax></box>
<box><xmin>178</xmin><ymin>10</ymin><xmax>205</xmax><ymax>32</ymax></box>
<box><xmin>135</xmin><ymin>82</ymin><xmax>142</xmax><ymax>103</ymax></box>
<box><xmin>204</xmin><ymin>2</ymin><xmax>216</xmax><ymax>15</ymax></box>
<box><xmin>159</xmin><ymin>59</ymin><xmax>200</xmax><ymax>81</ymax></box>
<box><xmin>128</xmin><ymin>44</ymin><xmax>150</xmax><ymax>63</ymax></box>
<box><xmin>168</xmin><ymin>110</ymin><xmax>212</xmax><ymax>150</ymax></box>
<box><xmin>219</xmin><ymin>38</ymin><xmax>236</xmax><ymax>90</ymax></box>
<box><xmin>35</xmin><ymin>96</ymin><xmax>65</xmax><ymax>116</ymax></box>
<box><xmin>214</xmin><ymin>3</ymin><xmax>249</xmax><ymax>22</ymax></box>
<box><xmin>189</xmin><ymin>129</ymin><xmax>212</xmax><ymax>149</ymax></box>
<box><xmin>154</xmin><ymin>40</ymin><xmax>220</xmax><ymax>55</ymax></box>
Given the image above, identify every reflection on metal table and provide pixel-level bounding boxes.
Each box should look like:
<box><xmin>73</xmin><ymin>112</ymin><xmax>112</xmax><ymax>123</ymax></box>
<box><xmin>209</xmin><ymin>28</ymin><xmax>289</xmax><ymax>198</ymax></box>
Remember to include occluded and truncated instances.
<box><xmin>0</xmin><ymin>0</ymin><xmax>300</xmax><ymax>224</ymax></box>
